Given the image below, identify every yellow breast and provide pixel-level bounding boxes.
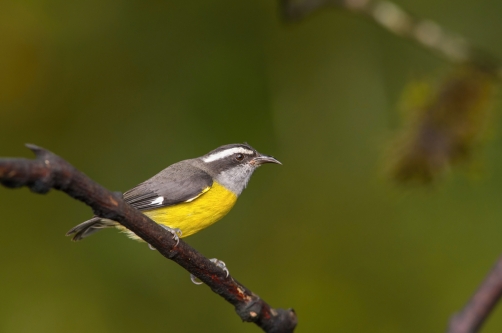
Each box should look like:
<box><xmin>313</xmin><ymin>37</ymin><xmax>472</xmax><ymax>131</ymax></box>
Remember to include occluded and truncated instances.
<box><xmin>120</xmin><ymin>182</ymin><xmax>237</xmax><ymax>240</ymax></box>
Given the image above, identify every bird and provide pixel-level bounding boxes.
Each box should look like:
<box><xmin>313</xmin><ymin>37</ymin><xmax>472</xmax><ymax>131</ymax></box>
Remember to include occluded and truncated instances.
<box><xmin>66</xmin><ymin>143</ymin><xmax>281</xmax><ymax>245</ymax></box>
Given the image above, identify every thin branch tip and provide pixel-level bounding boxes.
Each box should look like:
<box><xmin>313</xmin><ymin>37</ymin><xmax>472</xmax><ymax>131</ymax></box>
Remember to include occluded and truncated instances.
<box><xmin>25</xmin><ymin>143</ymin><xmax>45</xmax><ymax>156</ymax></box>
<box><xmin>25</xmin><ymin>143</ymin><xmax>40</xmax><ymax>150</ymax></box>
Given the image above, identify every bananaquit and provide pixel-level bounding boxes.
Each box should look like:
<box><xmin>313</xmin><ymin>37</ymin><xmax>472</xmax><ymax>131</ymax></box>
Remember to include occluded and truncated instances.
<box><xmin>66</xmin><ymin>143</ymin><xmax>281</xmax><ymax>243</ymax></box>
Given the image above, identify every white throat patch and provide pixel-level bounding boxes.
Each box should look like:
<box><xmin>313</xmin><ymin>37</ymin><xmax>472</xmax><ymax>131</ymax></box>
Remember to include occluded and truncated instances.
<box><xmin>215</xmin><ymin>163</ymin><xmax>255</xmax><ymax>195</ymax></box>
<box><xmin>202</xmin><ymin>147</ymin><xmax>253</xmax><ymax>163</ymax></box>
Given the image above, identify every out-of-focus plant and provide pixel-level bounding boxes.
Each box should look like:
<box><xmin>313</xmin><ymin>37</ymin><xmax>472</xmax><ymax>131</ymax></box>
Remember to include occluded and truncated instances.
<box><xmin>387</xmin><ymin>66</ymin><xmax>497</xmax><ymax>183</ymax></box>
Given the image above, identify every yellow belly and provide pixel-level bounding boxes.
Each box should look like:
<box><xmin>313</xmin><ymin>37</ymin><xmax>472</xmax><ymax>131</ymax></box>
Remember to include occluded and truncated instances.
<box><xmin>119</xmin><ymin>182</ymin><xmax>237</xmax><ymax>240</ymax></box>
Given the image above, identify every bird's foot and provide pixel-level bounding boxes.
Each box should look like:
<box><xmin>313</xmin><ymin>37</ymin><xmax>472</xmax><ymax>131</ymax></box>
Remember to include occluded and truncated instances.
<box><xmin>164</xmin><ymin>226</ymin><xmax>182</xmax><ymax>246</ymax></box>
<box><xmin>191</xmin><ymin>258</ymin><xmax>229</xmax><ymax>285</ymax></box>
<box><xmin>148</xmin><ymin>226</ymin><xmax>182</xmax><ymax>250</ymax></box>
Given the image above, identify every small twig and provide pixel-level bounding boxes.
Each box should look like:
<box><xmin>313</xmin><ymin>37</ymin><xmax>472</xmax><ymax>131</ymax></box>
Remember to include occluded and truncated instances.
<box><xmin>447</xmin><ymin>255</ymin><xmax>502</xmax><ymax>333</ymax></box>
<box><xmin>0</xmin><ymin>144</ymin><xmax>297</xmax><ymax>333</ymax></box>
<box><xmin>281</xmin><ymin>0</ymin><xmax>500</xmax><ymax>76</ymax></box>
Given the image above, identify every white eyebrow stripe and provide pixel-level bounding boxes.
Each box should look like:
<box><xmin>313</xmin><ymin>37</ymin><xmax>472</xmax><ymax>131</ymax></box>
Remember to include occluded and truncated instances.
<box><xmin>151</xmin><ymin>197</ymin><xmax>164</xmax><ymax>205</ymax></box>
<box><xmin>203</xmin><ymin>147</ymin><xmax>254</xmax><ymax>163</ymax></box>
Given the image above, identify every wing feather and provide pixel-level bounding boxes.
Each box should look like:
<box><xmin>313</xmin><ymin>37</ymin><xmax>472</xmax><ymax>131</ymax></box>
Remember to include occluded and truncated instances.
<box><xmin>123</xmin><ymin>161</ymin><xmax>213</xmax><ymax>211</ymax></box>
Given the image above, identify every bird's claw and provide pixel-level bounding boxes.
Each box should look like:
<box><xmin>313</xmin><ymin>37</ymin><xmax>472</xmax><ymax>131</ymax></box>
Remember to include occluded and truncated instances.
<box><xmin>210</xmin><ymin>258</ymin><xmax>229</xmax><ymax>277</ymax></box>
<box><xmin>190</xmin><ymin>274</ymin><xmax>204</xmax><ymax>285</ymax></box>
<box><xmin>190</xmin><ymin>258</ymin><xmax>230</xmax><ymax>285</ymax></box>
<box><xmin>165</xmin><ymin>226</ymin><xmax>182</xmax><ymax>246</ymax></box>
<box><xmin>148</xmin><ymin>226</ymin><xmax>182</xmax><ymax>250</ymax></box>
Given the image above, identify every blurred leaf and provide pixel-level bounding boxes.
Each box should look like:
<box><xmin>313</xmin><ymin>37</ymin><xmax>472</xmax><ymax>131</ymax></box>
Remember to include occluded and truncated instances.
<box><xmin>388</xmin><ymin>65</ymin><xmax>497</xmax><ymax>183</ymax></box>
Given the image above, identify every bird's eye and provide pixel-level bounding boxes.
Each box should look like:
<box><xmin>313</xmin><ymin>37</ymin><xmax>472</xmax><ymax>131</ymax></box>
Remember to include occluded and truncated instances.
<box><xmin>235</xmin><ymin>153</ymin><xmax>244</xmax><ymax>161</ymax></box>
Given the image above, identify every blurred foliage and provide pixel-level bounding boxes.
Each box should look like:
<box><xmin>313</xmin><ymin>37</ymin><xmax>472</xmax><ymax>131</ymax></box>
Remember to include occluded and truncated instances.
<box><xmin>388</xmin><ymin>66</ymin><xmax>497</xmax><ymax>183</ymax></box>
<box><xmin>2</xmin><ymin>1</ymin><xmax>502</xmax><ymax>333</ymax></box>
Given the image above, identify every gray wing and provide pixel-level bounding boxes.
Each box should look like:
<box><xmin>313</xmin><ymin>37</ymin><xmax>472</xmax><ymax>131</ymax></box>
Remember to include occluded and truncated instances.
<box><xmin>123</xmin><ymin>161</ymin><xmax>213</xmax><ymax>211</ymax></box>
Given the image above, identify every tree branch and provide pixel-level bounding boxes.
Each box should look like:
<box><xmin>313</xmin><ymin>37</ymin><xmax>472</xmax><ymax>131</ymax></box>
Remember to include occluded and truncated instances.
<box><xmin>447</xmin><ymin>255</ymin><xmax>502</xmax><ymax>333</ymax></box>
<box><xmin>0</xmin><ymin>144</ymin><xmax>297</xmax><ymax>333</ymax></box>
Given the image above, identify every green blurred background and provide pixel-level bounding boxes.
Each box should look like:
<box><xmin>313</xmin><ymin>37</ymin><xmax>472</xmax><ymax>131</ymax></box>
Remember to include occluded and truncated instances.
<box><xmin>2</xmin><ymin>1</ymin><xmax>502</xmax><ymax>332</ymax></box>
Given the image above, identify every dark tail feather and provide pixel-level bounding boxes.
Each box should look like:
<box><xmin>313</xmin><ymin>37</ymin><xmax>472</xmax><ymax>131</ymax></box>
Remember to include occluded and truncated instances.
<box><xmin>66</xmin><ymin>217</ymin><xmax>117</xmax><ymax>241</ymax></box>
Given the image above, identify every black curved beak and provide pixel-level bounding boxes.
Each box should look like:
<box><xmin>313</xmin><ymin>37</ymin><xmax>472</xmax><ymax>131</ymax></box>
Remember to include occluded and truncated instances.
<box><xmin>252</xmin><ymin>154</ymin><xmax>282</xmax><ymax>166</ymax></box>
